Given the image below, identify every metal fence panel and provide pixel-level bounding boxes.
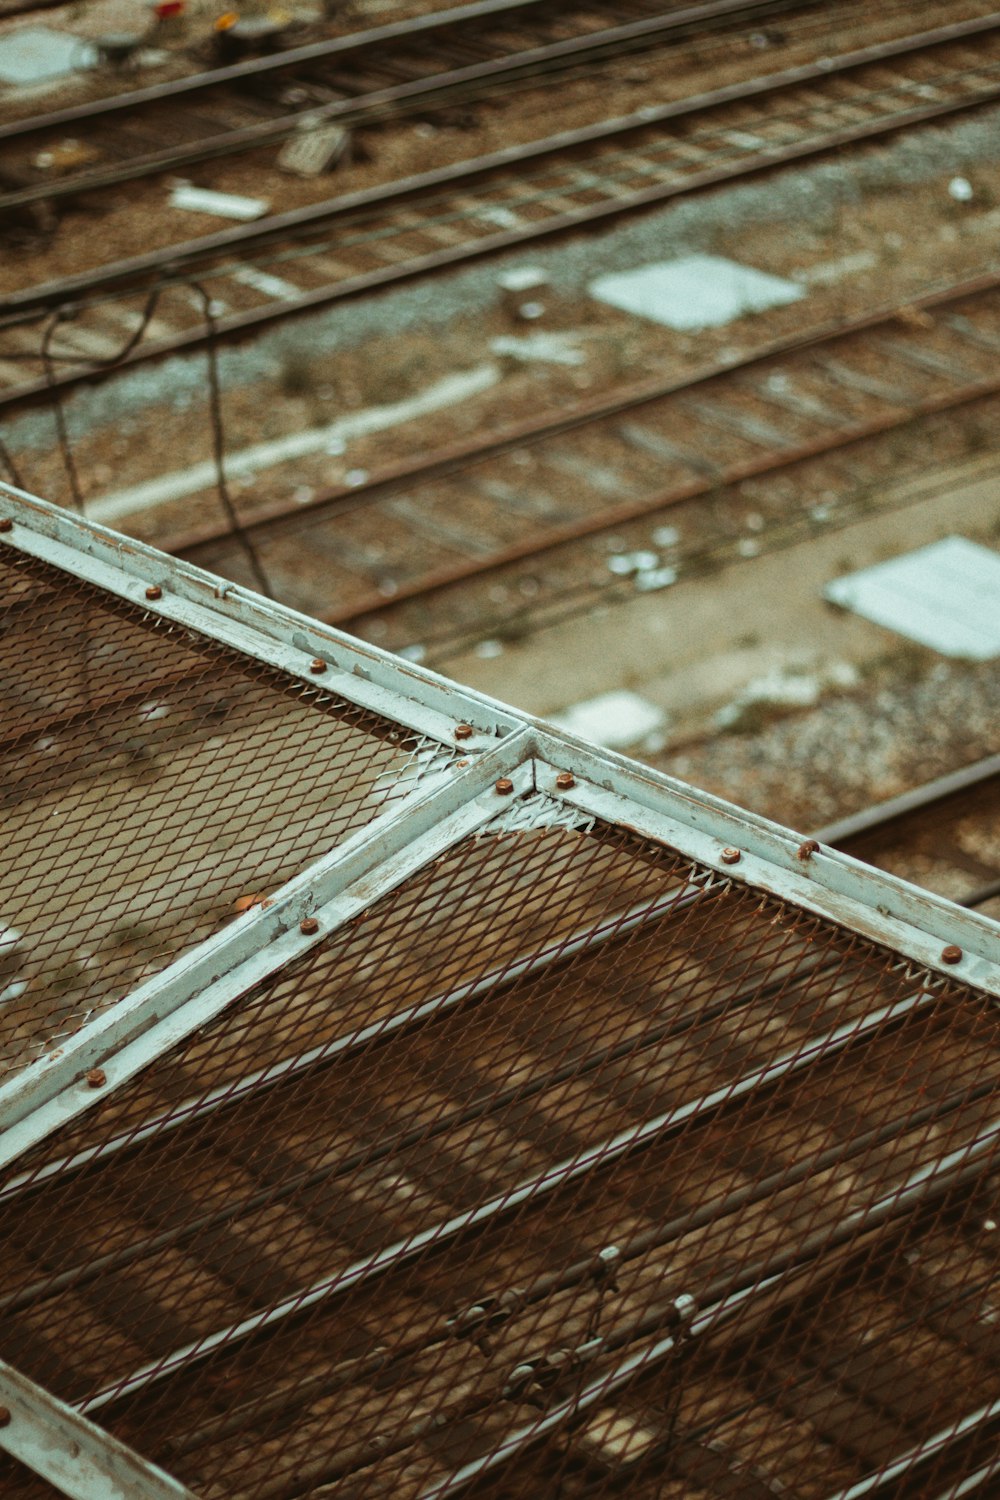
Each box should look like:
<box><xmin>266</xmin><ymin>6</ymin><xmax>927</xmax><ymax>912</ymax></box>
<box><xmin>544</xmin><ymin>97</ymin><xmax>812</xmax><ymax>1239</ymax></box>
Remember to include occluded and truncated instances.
<box><xmin>1</xmin><ymin>797</ymin><xmax>996</xmax><ymax>1500</ymax></box>
<box><xmin>0</xmin><ymin>547</ymin><xmax>455</xmax><ymax>1083</ymax></box>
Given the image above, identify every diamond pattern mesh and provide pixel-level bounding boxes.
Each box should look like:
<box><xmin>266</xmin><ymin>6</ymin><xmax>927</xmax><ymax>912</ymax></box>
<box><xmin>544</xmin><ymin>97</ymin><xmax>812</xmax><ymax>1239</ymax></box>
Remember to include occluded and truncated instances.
<box><xmin>1</xmin><ymin>806</ymin><xmax>997</xmax><ymax>1500</ymax></box>
<box><xmin>0</xmin><ymin>549</ymin><xmax>454</xmax><ymax>1081</ymax></box>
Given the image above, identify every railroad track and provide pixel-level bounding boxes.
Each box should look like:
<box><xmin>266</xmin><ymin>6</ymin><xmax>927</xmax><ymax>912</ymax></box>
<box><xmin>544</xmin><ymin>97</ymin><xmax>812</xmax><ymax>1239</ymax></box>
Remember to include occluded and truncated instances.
<box><xmin>817</xmin><ymin>757</ymin><xmax>1000</xmax><ymax>915</ymax></box>
<box><xmin>1</xmin><ymin>790</ymin><xmax>998</xmax><ymax>1499</ymax></box>
<box><xmin>0</xmin><ymin>0</ymin><xmax>810</xmax><ymax>215</ymax></box>
<box><xmin>128</xmin><ymin>269</ymin><xmax>1000</xmax><ymax>648</ymax></box>
<box><xmin>6</xmin><ymin>11</ymin><xmax>1000</xmax><ymax>406</ymax></box>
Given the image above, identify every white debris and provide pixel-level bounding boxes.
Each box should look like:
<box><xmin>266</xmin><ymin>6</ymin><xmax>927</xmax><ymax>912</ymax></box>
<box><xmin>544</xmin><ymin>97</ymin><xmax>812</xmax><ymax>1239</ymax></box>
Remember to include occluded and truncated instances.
<box><xmin>589</xmin><ymin>254</ymin><xmax>803</xmax><ymax>330</ymax></box>
<box><xmin>634</xmin><ymin>565</ymin><xmax>678</xmax><ymax>592</ymax></box>
<box><xmin>169</xmin><ymin>185</ymin><xmax>270</xmax><ymax>220</ymax></box>
<box><xmin>607</xmin><ymin>550</ymin><xmax>659</xmax><ymax>576</ymax></box>
<box><xmin>292</xmin><ymin>486</ymin><xmax>314</xmax><ymax>505</ymax></box>
<box><xmin>496</xmin><ymin>267</ymin><xmax>550</xmax><ymax>294</ymax></box>
<box><xmin>136</xmin><ymin>700</ymin><xmax>170</xmax><ymax>723</ymax></box>
<box><xmin>948</xmin><ymin>176</ymin><xmax>974</xmax><ymax>202</ymax></box>
<box><xmin>651</xmin><ymin>525</ymin><xmax>680</xmax><ymax>547</ymax></box>
<box><xmin>0</xmin><ymin>27</ymin><xmax>96</xmax><ymax>84</ymax></box>
<box><xmin>549</xmin><ymin>690</ymin><xmax>667</xmax><ymax>750</ymax></box>
<box><xmin>825</xmin><ymin>536</ymin><xmax>1000</xmax><ymax>659</ymax></box>
<box><xmin>345</xmin><ymin>469</ymin><xmax>369</xmax><ymax>487</ymax></box>
<box><xmin>490</xmin><ymin>332</ymin><xmax>585</xmax><ymax>366</ymax></box>
<box><xmin>474</xmin><ymin>640</ymin><xmax>504</xmax><ymax>659</ymax></box>
<box><xmin>398</xmin><ymin>644</ymin><xmax>426</xmax><ymax>663</ymax></box>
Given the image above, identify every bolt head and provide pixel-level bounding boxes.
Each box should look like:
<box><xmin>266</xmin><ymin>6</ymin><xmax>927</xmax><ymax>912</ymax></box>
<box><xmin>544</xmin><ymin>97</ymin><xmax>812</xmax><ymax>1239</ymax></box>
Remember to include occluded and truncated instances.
<box><xmin>720</xmin><ymin>847</ymin><xmax>742</xmax><ymax>865</ymax></box>
<box><xmin>85</xmin><ymin>1068</ymin><xmax>106</xmax><ymax>1089</ymax></box>
<box><xmin>300</xmin><ymin>916</ymin><xmax>319</xmax><ymax>935</ymax></box>
<box><xmin>495</xmin><ymin>777</ymin><xmax>514</xmax><ymax>795</ymax></box>
<box><xmin>145</xmin><ymin>584</ymin><xmax>162</xmax><ymax>601</ymax></box>
<box><xmin>309</xmin><ymin>659</ymin><xmax>327</xmax><ymax>674</ymax></box>
<box><xmin>555</xmin><ymin>772</ymin><xmax>575</xmax><ymax>790</ymax></box>
<box><xmin>0</xmin><ymin>518</ymin><xmax>11</xmax><ymax>533</ymax></box>
<box><xmin>0</xmin><ymin>1406</ymin><xmax>10</xmax><ymax>1427</ymax></box>
<box><xmin>797</xmin><ymin>839</ymin><xmax>820</xmax><ymax>861</ymax></box>
<box><xmin>454</xmin><ymin>724</ymin><xmax>473</xmax><ymax>741</ymax></box>
<box><xmin>941</xmin><ymin>944</ymin><xmax>963</xmax><ymax>965</ymax></box>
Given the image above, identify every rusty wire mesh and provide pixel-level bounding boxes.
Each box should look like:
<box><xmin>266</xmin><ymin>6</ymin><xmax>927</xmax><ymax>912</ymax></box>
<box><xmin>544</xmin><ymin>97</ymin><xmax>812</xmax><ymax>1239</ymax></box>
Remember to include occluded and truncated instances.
<box><xmin>0</xmin><ymin>548</ymin><xmax>454</xmax><ymax>1081</ymax></box>
<box><xmin>1</xmin><ymin>796</ymin><xmax>997</xmax><ymax>1500</ymax></box>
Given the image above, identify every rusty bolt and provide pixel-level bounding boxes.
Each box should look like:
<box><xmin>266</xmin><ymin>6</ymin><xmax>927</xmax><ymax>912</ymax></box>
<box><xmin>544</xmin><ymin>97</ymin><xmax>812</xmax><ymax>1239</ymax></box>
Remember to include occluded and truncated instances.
<box><xmin>300</xmin><ymin>916</ymin><xmax>319</xmax><ymax>936</ymax></box>
<box><xmin>797</xmin><ymin>839</ymin><xmax>820</xmax><ymax>862</ymax></box>
<box><xmin>495</xmin><ymin>777</ymin><xmax>514</xmax><ymax>796</ymax></box>
<box><xmin>720</xmin><ymin>847</ymin><xmax>742</xmax><ymax>866</ymax></box>
<box><xmin>0</xmin><ymin>1406</ymin><xmax>10</xmax><ymax>1428</ymax></box>
<box><xmin>454</xmin><ymin>724</ymin><xmax>474</xmax><ymax>741</ymax></box>
<box><xmin>309</xmin><ymin>658</ymin><xmax>327</xmax><ymax>675</ymax></box>
<box><xmin>555</xmin><ymin>772</ymin><xmax>575</xmax><ymax>790</ymax></box>
<box><xmin>0</xmin><ymin>518</ymin><xmax>11</xmax><ymax>533</ymax></box>
<box><xmin>85</xmin><ymin>1068</ymin><xmax>106</xmax><ymax>1089</ymax></box>
<box><xmin>145</xmin><ymin>585</ymin><xmax>162</xmax><ymax>601</ymax></box>
<box><xmin>941</xmin><ymin>945</ymin><xmax>963</xmax><ymax>965</ymax></box>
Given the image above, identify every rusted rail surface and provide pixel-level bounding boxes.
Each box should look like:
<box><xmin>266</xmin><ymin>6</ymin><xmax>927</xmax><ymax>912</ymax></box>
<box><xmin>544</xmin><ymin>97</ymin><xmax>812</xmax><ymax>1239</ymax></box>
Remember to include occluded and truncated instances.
<box><xmin>5</xmin><ymin>11</ymin><xmax>1000</xmax><ymax>406</ymax></box>
<box><xmin>0</xmin><ymin>0</ymin><xmax>813</xmax><ymax>213</ymax></box>
<box><xmin>816</xmin><ymin>759</ymin><xmax>1000</xmax><ymax>914</ymax></box>
<box><xmin>144</xmin><ymin>272</ymin><xmax>1000</xmax><ymax>644</ymax></box>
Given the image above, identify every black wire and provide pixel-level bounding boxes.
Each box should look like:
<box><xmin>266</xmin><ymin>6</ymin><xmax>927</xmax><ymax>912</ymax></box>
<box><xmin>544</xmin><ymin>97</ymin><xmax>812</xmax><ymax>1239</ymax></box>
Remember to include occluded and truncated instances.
<box><xmin>188</xmin><ymin>281</ymin><xmax>275</xmax><ymax>600</ymax></box>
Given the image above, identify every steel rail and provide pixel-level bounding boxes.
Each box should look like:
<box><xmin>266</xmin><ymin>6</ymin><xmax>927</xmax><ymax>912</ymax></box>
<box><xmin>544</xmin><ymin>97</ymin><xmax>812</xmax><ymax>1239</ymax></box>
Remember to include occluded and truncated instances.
<box><xmin>163</xmin><ymin>265</ymin><xmax>1000</xmax><ymax>562</ymax></box>
<box><xmin>0</xmin><ymin>0</ymin><xmax>805</xmax><ymax>147</ymax></box>
<box><xmin>0</xmin><ymin>0</ymin><xmax>817</xmax><ymax>212</ymax></box>
<box><xmin>78</xmin><ymin>983</ymin><xmax>938</xmax><ymax>1416</ymax></box>
<box><xmin>3</xmin><ymin>10</ymin><xmax>1000</xmax><ymax>368</ymax></box>
<box><xmin>319</xmin><ymin>367</ymin><xmax>1000</xmax><ymax>632</ymax></box>
<box><xmin>166</xmin><ymin>1061</ymin><xmax>998</xmax><ymax>1462</ymax></box>
<box><xmin>417</xmin><ymin>1125</ymin><xmax>1000</xmax><ymax>1499</ymax></box>
<box><xmin>813</xmin><ymin>756</ymin><xmax>1000</xmax><ymax>848</ymax></box>
<box><xmin>822</xmin><ymin>1398</ymin><xmax>1000</xmax><ymax>1500</ymax></box>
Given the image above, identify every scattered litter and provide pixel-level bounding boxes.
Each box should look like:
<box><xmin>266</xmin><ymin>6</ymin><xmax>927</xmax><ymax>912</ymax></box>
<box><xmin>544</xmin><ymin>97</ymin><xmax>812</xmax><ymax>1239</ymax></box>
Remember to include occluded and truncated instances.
<box><xmin>481</xmin><ymin>206</ymin><xmax>521</xmax><ymax>230</ymax></box>
<box><xmin>169</xmin><ymin>185</ymin><xmax>270</xmax><ymax>220</ymax></box>
<box><xmin>231</xmin><ymin>266</ymin><xmax>302</xmax><ymax>301</ymax></box>
<box><xmin>824</xmin><ymin>536</ymin><xmax>1000</xmax><ymax>659</ymax></box>
<box><xmin>607</xmin><ymin>550</ymin><xmax>659</xmax><ymax>576</ymax></box>
<box><xmin>377</xmin><ymin>579</ymin><xmax>398</xmax><ymax>597</ymax></box>
<box><xmin>490</xmin><ymin>332</ymin><xmax>585</xmax><ymax>366</ymax></box>
<box><xmin>474</xmin><ymin>639</ymin><xmax>504</xmax><ymax>659</ymax></box>
<box><xmin>589</xmin><ymin>254</ymin><xmax>803</xmax><ymax>330</ymax></box>
<box><xmin>136</xmin><ymin>700</ymin><xmax>170</xmax><ymax>723</ymax></box>
<box><xmin>278</xmin><ymin>121</ymin><xmax>349</xmax><ymax>178</ymax></box>
<box><xmin>549</xmin><ymin>690</ymin><xmax>667</xmax><ymax>751</ymax></box>
<box><xmin>292</xmin><ymin>486</ymin><xmax>314</xmax><ymax>505</ymax></box>
<box><xmin>651</xmin><ymin>525</ymin><xmax>680</xmax><ymax>547</ymax></box>
<box><xmin>345</xmin><ymin>468</ymin><xmax>369</xmax><ymax>487</ymax></box>
<box><xmin>948</xmin><ymin>176</ymin><xmax>974</xmax><ymax>202</ymax></box>
<box><xmin>745</xmin><ymin>512</ymin><xmax>765</xmax><ymax>532</ymax></box>
<box><xmin>0</xmin><ymin>27</ymin><xmax>95</xmax><ymax>84</ymax></box>
<box><xmin>398</xmin><ymin>644</ymin><xmax>426</xmax><ymax>663</ymax></box>
<box><xmin>518</xmin><ymin>301</ymin><xmax>546</xmax><ymax>321</ymax></box>
<box><xmin>497</xmin><ymin>266</ymin><xmax>549</xmax><ymax>295</ymax></box>
<box><xmin>810</xmin><ymin>503</ymin><xmax>832</xmax><ymax>523</ymax></box>
<box><xmin>34</xmin><ymin>138</ymin><xmax>101</xmax><ymax>173</ymax></box>
<box><xmin>737</xmin><ymin>538</ymin><xmax>761</xmax><ymax>557</ymax></box>
<box><xmin>634</xmin><ymin>566</ymin><xmax>678</xmax><ymax>592</ymax></box>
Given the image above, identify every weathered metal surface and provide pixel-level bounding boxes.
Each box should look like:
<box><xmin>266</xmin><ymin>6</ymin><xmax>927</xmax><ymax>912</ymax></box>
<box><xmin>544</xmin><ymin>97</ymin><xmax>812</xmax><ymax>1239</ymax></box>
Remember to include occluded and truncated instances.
<box><xmin>1</xmin><ymin>487</ymin><xmax>999</xmax><ymax>1500</ymax></box>
<box><xmin>0</xmin><ymin>1361</ymin><xmax>195</xmax><ymax>1500</ymax></box>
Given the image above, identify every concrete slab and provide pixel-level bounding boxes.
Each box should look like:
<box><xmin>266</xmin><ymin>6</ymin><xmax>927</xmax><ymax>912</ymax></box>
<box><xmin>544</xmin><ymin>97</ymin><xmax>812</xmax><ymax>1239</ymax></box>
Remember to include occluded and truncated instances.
<box><xmin>825</xmin><ymin>536</ymin><xmax>1000</xmax><ymax>660</ymax></box>
<box><xmin>0</xmin><ymin>27</ymin><xmax>95</xmax><ymax>85</ymax></box>
<box><xmin>547</xmin><ymin>690</ymin><xmax>667</xmax><ymax>750</ymax></box>
<box><xmin>588</xmin><ymin>254</ymin><xmax>804</xmax><ymax>330</ymax></box>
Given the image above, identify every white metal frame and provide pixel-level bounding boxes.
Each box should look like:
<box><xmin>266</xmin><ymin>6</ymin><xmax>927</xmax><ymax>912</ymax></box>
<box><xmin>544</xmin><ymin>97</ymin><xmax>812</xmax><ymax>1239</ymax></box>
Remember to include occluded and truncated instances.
<box><xmin>1</xmin><ymin>483</ymin><xmax>998</xmax><ymax>1500</ymax></box>
<box><xmin>0</xmin><ymin>1361</ymin><xmax>196</xmax><ymax>1500</ymax></box>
